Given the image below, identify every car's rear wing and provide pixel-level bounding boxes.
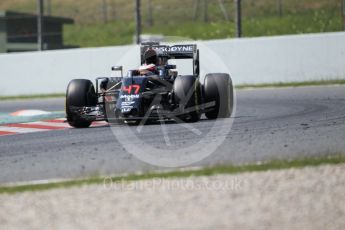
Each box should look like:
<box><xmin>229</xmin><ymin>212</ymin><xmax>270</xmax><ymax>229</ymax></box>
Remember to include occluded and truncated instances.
<box><xmin>140</xmin><ymin>43</ymin><xmax>200</xmax><ymax>76</ymax></box>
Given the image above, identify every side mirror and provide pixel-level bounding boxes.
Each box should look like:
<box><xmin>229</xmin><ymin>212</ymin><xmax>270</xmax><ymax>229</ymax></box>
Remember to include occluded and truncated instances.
<box><xmin>111</xmin><ymin>66</ymin><xmax>123</xmax><ymax>78</ymax></box>
<box><xmin>112</xmin><ymin>66</ymin><xmax>123</xmax><ymax>71</ymax></box>
<box><xmin>165</xmin><ymin>65</ymin><xmax>176</xmax><ymax>70</ymax></box>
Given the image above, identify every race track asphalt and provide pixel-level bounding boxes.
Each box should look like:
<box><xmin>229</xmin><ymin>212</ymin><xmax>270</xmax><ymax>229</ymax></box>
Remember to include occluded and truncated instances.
<box><xmin>1</xmin><ymin>86</ymin><xmax>345</xmax><ymax>184</ymax></box>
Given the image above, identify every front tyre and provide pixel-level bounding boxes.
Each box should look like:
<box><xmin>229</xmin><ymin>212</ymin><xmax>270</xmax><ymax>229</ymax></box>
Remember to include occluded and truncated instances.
<box><xmin>204</xmin><ymin>73</ymin><xmax>233</xmax><ymax>119</ymax></box>
<box><xmin>174</xmin><ymin>75</ymin><xmax>201</xmax><ymax>123</ymax></box>
<box><xmin>66</xmin><ymin>79</ymin><xmax>97</xmax><ymax>128</ymax></box>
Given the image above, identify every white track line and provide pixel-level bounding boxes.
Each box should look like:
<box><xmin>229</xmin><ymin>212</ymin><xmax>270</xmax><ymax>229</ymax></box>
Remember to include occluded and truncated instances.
<box><xmin>54</xmin><ymin>118</ymin><xmax>67</xmax><ymax>121</ymax></box>
<box><xmin>0</xmin><ymin>119</ymin><xmax>109</xmax><ymax>136</ymax></box>
<box><xmin>92</xmin><ymin>121</ymin><xmax>108</xmax><ymax>126</ymax></box>
<box><xmin>0</xmin><ymin>126</ymin><xmax>48</xmax><ymax>133</ymax></box>
<box><xmin>29</xmin><ymin>121</ymin><xmax>72</xmax><ymax>128</ymax></box>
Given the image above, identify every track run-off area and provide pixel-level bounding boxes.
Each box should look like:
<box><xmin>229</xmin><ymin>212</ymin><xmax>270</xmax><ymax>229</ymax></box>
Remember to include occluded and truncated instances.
<box><xmin>0</xmin><ymin>86</ymin><xmax>345</xmax><ymax>184</ymax></box>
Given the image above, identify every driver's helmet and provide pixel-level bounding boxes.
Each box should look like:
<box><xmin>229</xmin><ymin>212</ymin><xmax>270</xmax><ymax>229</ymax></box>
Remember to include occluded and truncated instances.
<box><xmin>144</xmin><ymin>49</ymin><xmax>158</xmax><ymax>65</ymax></box>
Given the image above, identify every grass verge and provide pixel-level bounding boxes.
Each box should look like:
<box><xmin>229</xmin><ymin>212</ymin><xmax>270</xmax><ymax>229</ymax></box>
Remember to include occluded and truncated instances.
<box><xmin>0</xmin><ymin>94</ymin><xmax>65</xmax><ymax>101</ymax></box>
<box><xmin>236</xmin><ymin>79</ymin><xmax>345</xmax><ymax>89</ymax></box>
<box><xmin>1</xmin><ymin>154</ymin><xmax>345</xmax><ymax>194</ymax></box>
<box><xmin>1</xmin><ymin>79</ymin><xmax>344</xmax><ymax>101</ymax></box>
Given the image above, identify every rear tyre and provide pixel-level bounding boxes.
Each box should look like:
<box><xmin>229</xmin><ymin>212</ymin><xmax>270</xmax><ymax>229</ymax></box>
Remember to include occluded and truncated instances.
<box><xmin>66</xmin><ymin>79</ymin><xmax>97</xmax><ymax>128</ymax></box>
<box><xmin>204</xmin><ymin>73</ymin><xmax>233</xmax><ymax>119</ymax></box>
<box><xmin>174</xmin><ymin>75</ymin><xmax>201</xmax><ymax>123</ymax></box>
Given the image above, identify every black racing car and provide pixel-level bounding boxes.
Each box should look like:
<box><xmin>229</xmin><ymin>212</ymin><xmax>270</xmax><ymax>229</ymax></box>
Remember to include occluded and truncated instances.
<box><xmin>65</xmin><ymin>42</ymin><xmax>233</xmax><ymax>128</ymax></box>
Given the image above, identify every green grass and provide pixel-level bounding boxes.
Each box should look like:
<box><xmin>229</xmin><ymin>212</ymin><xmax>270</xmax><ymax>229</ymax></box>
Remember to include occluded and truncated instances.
<box><xmin>63</xmin><ymin>8</ymin><xmax>343</xmax><ymax>47</ymax></box>
<box><xmin>142</xmin><ymin>8</ymin><xmax>342</xmax><ymax>41</ymax></box>
<box><xmin>1</xmin><ymin>154</ymin><xmax>345</xmax><ymax>194</ymax></box>
<box><xmin>236</xmin><ymin>79</ymin><xmax>345</xmax><ymax>89</ymax></box>
<box><xmin>0</xmin><ymin>93</ymin><xmax>65</xmax><ymax>101</ymax></box>
<box><xmin>243</xmin><ymin>8</ymin><xmax>342</xmax><ymax>37</ymax></box>
<box><xmin>0</xmin><ymin>0</ymin><xmax>342</xmax><ymax>47</ymax></box>
<box><xmin>64</xmin><ymin>21</ymin><xmax>136</xmax><ymax>47</ymax></box>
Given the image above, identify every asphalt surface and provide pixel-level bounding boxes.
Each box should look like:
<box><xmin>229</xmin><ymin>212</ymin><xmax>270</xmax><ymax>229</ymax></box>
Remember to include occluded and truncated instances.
<box><xmin>0</xmin><ymin>98</ymin><xmax>63</xmax><ymax>113</ymax></box>
<box><xmin>0</xmin><ymin>86</ymin><xmax>345</xmax><ymax>184</ymax></box>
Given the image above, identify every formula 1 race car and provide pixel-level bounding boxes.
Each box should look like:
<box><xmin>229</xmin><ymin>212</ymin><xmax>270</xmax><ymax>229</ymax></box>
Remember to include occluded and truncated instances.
<box><xmin>66</xmin><ymin>42</ymin><xmax>233</xmax><ymax>128</ymax></box>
